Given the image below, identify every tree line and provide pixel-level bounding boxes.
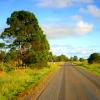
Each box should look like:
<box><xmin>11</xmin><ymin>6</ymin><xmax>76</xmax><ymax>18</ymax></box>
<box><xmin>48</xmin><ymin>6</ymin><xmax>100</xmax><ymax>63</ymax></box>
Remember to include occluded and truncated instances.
<box><xmin>0</xmin><ymin>10</ymin><xmax>99</xmax><ymax>71</ymax></box>
<box><xmin>48</xmin><ymin>52</ymin><xmax>100</xmax><ymax>64</ymax></box>
<box><xmin>0</xmin><ymin>10</ymin><xmax>49</xmax><ymax>68</ymax></box>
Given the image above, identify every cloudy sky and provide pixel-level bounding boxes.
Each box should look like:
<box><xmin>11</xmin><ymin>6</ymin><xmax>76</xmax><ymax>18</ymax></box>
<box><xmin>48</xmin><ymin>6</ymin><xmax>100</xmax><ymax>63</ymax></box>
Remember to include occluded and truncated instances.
<box><xmin>0</xmin><ymin>0</ymin><xmax>100</xmax><ymax>58</ymax></box>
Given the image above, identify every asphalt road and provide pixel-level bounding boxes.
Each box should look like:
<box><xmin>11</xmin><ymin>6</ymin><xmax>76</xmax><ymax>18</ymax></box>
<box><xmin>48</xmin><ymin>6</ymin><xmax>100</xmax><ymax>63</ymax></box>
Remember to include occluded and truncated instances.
<box><xmin>37</xmin><ymin>63</ymin><xmax>100</xmax><ymax>100</ymax></box>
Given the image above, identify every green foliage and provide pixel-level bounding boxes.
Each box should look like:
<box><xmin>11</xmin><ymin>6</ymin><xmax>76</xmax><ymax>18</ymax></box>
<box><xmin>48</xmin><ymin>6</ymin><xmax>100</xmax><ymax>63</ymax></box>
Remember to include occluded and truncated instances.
<box><xmin>48</xmin><ymin>54</ymin><xmax>69</xmax><ymax>62</ymax></box>
<box><xmin>0</xmin><ymin>10</ymin><xmax>50</xmax><ymax>67</ymax></box>
<box><xmin>57</xmin><ymin>54</ymin><xmax>69</xmax><ymax>61</ymax></box>
<box><xmin>4</xmin><ymin>49</ymin><xmax>17</xmax><ymax>62</ymax></box>
<box><xmin>0</xmin><ymin>51</ymin><xmax>6</xmax><ymax>62</ymax></box>
<box><xmin>48</xmin><ymin>52</ymin><xmax>52</xmax><ymax>61</ymax></box>
<box><xmin>0</xmin><ymin>63</ymin><xmax>59</xmax><ymax>99</ymax></box>
<box><xmin>3</xmin><ymin>64</ymin><xmax>14</xmax><ymax>72</ymax></box>
<box><xmin>74</xmin><ymin>62</ymin><xmax>100</xmax><ymax>75</ymax></box>
<box><xmin>0</xmin><ymin>63</ymin><xmax>14</xmax><ymax>72</ymax></box>
<box><xmin>79</xmin><ymin>58</ymin><xmax>85</xmax><ymax>62</ymax></box>
<box><xmin>22</xmin><ymin>49</ymin><xmax>36</xmax><ymax>64</ymax></box>
<box><xmin>0</xmin><ymin>43</ymin><xmax>5</xmax><ymax>49</ymax></box>
<box><xmin>88</xmin><ymin>53</ymin><xmax>100</xmax><ymax>64</ymax></box>
<box><xmin>73</xmin><ymin>56</ymin><xmax>78</xmax><ymax>61</ymax></box>
<box><xmin>70</xmin><ymin>56</ymin><xmax>78</xmax><ymax>61</ymax></box>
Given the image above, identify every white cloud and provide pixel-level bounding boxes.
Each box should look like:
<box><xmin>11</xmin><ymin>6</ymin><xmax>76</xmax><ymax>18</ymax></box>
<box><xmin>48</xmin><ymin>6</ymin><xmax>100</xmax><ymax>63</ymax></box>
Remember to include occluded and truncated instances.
<box><xmin>37</xmin><ymin>0</ymin><xmax>71</xmax><ymax>8</ymax></box>
<box><xmin>71</xmin><ymin>15</ymin><xmax>82</xmax><ymax>21</ymax></box>
<box><xmin>37</xmin><ymin>0</ymin><xmax>93</xmax><ymax>8</ymax></box>
<box><xmin>87</xmin><ymin>5</ymin><xmax>100</xmax><ymax>18</ymax></box>
<box><xmin>75</xmin><ymin>20</ymin><xmax>93</xmax><ymax>35</ymax></box>
<box><xmin>42</xmin><ymin>20</ymin><xmax>93</xmax><ymax>38</ymax></box>
<box><xmin>80</xmin><ymin>5</ymin><xmax>100</xmax><ymax>18</ymax></box>
<box><xmin>42</xmin><ymin>24</ymin><xmax>71</xmax><ymax>38</ymax></box>
<box><xmin>50</xmin><ymin>44</ymin><xmax>95</xmax><ymax>58</ymax></box>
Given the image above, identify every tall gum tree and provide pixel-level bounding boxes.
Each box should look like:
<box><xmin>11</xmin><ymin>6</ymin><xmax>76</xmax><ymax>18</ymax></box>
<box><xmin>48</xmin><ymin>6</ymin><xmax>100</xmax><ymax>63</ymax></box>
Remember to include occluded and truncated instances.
<box><xmin>0</xmin><ymin>11</ymin><xmax>50</xmax><ymax>67</ymax></box>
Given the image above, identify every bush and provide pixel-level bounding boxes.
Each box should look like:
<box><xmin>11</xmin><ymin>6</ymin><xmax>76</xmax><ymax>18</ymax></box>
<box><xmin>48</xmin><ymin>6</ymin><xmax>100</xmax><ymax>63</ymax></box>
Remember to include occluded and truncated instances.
<box><xmin>79</xmin><ymin>58</ymin><xmax>85</xmax><ymax>62</ymax></box>
<box><xmin>88</xmin><ymin>53</ymin><xmax>100</xmax><ymax>64</ymax></box>
<box><xmin>4</xmin><ymin>64</ymin><xmax>14</xmax><ymax>72</ymax></box>
<box><xmin>0</xmin><ymin>63</ymin><xmax>14</xmax><ymax>72</ymax></box>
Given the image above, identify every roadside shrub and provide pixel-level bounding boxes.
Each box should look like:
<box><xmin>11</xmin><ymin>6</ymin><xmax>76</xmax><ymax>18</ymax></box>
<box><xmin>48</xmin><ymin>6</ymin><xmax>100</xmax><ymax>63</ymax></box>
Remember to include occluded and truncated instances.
<box><xmin>0</xmin><ymin>63</ymin><xmax>14</xmax><ymax>72</ymax></box>
<box><xmin>88</xmin><ymin>53</ymin><xmax>100</xmax><ymax>64</ymax></box>
<box><xmin>0</xmin><ymin>64</ymin><xmax>4</xmax><ymax>71</ymax></box>
<box><xmin>4</xmin><ymin>64</ymin><xmax>14</xmax><ymax>72</ymax></box>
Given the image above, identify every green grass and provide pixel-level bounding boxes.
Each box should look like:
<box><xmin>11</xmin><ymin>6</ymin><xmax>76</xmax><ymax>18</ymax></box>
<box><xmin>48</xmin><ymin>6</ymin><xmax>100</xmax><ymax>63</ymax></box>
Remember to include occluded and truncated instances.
<box><xmin>73</xmin><ymin>61</ymin><xmax>100</xmax><ymax>75</ymax></box>
<box><xmin>0</xmin><ymin>62</ymin><xmax>60</xmax><ymax>100</ymax></box>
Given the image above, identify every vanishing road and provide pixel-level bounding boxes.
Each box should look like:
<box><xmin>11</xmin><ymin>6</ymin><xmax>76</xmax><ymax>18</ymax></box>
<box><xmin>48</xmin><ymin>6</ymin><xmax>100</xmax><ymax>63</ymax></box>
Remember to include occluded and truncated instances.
<box><xmin>37</xmin><ymin>63</ymin><xmax>100</xmax><ymax>100</ymax></box>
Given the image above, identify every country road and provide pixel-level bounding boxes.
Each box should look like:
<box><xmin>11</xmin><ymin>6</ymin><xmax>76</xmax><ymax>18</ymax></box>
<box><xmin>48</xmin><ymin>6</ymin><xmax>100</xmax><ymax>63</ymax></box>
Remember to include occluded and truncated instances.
<box><xmin>37</xmin><ymin>63</ymin><xmax>100</xmax><ymax>100</ymax></box>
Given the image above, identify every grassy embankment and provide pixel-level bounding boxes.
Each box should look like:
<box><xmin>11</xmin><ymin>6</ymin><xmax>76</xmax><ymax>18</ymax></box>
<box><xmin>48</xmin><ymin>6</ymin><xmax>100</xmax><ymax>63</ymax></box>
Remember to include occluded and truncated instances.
<box><xmin>73</xmin><ymin>61</ymin><xmax>100</xmax><ymax>76</ymax></box>
<box><xmin>0</xmin><ymin>62</ymin><xmax>62</xmax><ymax>100</ymax></box>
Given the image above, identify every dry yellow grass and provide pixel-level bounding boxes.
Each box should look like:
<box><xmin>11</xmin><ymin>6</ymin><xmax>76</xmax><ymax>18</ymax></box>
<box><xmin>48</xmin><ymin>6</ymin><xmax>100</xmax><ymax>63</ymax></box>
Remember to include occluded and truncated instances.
<box><xmin>0</xmin><ymin>62</ymin><xmax>61</xmax><ymax>100</ymax></box>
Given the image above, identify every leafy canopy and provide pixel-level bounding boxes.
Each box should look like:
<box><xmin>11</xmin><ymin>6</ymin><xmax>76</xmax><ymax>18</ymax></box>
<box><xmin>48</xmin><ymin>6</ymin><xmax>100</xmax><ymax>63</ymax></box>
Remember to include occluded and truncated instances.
<box><xmin>88</xmin><ymin>53</ymin><xmax>100</xmax><ymax>64</ymax></box>
<box><xmin>0</xmin><ymin>10</ymin><xmax>50</xmax><ymax>66</ymax></box>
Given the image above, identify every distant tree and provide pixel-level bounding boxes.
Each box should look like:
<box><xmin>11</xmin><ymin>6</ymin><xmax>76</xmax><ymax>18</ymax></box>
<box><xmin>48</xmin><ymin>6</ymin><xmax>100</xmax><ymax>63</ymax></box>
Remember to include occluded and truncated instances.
<box><xmin>70</xmin><ymin>57</ymin><xmax>73</xmax><ymax>61</ymax></box>
<box><xmin>79</xmin><ymin>58</ymin><xmax>85</xmax><ymax>62</ymax></box>
<box><xmin>48</xmin><ymin>52</ymin><xmax>53</xmax><ymax>62</ymax></box>
<box><xmin>57</xmin><ymin>54</ymin><xmax>68</xmax><ymax>62</ymax></box>
<box><xmin>73</xmin><ymin>56</ymin><xmax>78</xmax><ymax>61</ymax></box>
<box><xmin>52</xmin><ymin>55</ymin><xmax>58</xmax><ymax>62</ymax></box>
<box><xmin>0</xmin><ymin>10</ymin><xmax>50</xmax><ymax>67</ymax></box>
<box><xmin>88</xmin><ymin>53</ymin><xmax>100</xmax><ymax>64</ymax></box>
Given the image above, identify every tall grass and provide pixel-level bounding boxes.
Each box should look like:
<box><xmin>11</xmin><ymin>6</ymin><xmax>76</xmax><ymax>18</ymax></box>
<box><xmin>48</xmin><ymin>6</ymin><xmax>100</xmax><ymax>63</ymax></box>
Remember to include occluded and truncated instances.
<box><xmin>0</xmin><ymin>62</ymin><xmax>60</xmax><ymax>100</ymax></box>
<box><xmin>73</xmin><ymin>61</ymin><xmax>100</xmax><ymax>75</ymax></box>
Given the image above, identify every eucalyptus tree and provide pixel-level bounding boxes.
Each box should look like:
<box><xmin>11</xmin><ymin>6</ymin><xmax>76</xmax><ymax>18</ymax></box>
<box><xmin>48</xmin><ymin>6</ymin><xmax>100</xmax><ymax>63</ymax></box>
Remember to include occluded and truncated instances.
<box><xmin>0</xmin><ymin>11</ymin><xmax>50</xmax><ymax>67</ymax></box>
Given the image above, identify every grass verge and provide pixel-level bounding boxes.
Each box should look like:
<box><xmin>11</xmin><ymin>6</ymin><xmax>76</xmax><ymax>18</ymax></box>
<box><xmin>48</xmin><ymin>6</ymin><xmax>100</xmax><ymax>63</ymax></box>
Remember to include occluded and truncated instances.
<box><xmin>0</xmin><ymin>62</ymin><xmax>61</xmax><ymax>100</ymax></box>
<box><xmin>73</xmin><ymin>61</ymin><xmax>100</xmax><ymax>76</ymax></box>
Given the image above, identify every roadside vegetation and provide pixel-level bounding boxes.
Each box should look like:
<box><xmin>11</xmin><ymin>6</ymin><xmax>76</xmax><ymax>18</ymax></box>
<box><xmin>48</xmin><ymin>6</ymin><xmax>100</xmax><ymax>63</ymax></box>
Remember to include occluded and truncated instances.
<box><xmin>0</xmin><ymin>10</ymin><xmax>64</xmax><ymax>99</ymax></box>
<box><xmin>0</xmin><ymin>10</ymin><xmax>100</xmax><ymax>99</ymax></box>
<box><xmin>0</xmin><ymin>10</ymin><xmax>50</xmax><ymax>68</ymax></box>
<box><xmin>73</xmin><ymin>53</ymin><xmax>100</xmax><ymax>75</ymax></box>
<box><xmin>73</xmin><ymin>61</ymin><xmax>100</xmax><ymax>75</ymax></box>
<box><xmin>0</xmin><ymin>62</ymin><xmax>61</xmax><ymax>100</ymax></box>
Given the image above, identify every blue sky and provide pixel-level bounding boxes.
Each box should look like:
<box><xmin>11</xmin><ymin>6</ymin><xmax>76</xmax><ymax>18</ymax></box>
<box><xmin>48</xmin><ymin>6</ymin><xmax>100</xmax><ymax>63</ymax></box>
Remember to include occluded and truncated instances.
<box><xmin>0</xmin><ymin>0</ymin><xmax>100</xmax><ymax>58</ymax></box>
